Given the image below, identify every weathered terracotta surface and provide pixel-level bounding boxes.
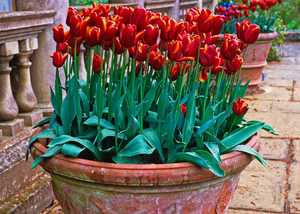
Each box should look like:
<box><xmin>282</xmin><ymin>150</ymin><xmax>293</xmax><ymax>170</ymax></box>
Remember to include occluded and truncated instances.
<box><xmin>32</xmin><ymin>135</ymin><xmax>259</xmax><ymax>214</ymax></box>
<box><xmin>241</xmin><ymin>32</ymin><xmax>278</xmax><ymax>86</ymax></box>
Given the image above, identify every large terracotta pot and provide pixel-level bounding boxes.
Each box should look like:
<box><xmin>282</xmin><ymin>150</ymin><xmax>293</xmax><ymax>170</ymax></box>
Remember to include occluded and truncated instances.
<box><xmin>241</xmin><ymin>32</ymin><xmax>278</xmax><ymax>85</ymax></box>
<box><xmin>31</xmin><ymin>135</ymin><xmax>259</xmax><ymax>214</ymax></box>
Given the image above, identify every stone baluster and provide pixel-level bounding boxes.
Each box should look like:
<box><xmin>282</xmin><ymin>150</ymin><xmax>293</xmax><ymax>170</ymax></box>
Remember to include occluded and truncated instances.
<box><xmin>12</xmin><ymin>38</ymin><xmax>38</xmax><ymax>113</ymax></box>
<box><xmin>0</xmin><ymin>42</ymin><xmax>19</xmax><ymax>121</ymax></box>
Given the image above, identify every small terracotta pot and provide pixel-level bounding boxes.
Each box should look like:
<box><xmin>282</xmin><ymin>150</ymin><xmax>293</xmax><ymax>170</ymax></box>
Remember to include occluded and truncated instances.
<box><xmin>241</xmin><ymin>32</ymin><xmax>278</xmax><ymax>86</ymax></box>
<box><xmin>31</xmin><ymin>135</ymin><xmax>259</xmax><ymax>214</ymax></box>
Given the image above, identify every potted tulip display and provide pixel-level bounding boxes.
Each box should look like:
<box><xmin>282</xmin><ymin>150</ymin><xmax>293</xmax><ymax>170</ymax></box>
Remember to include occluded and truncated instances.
<box><xmin>215</xmin><ymin>0</ymin><xmax>281</xmax><ymax>86</ymax></box>
<box><xmin>28</xmin><ymin>4</ymin><xmax>276</xmax><ymax>214</ymax></box>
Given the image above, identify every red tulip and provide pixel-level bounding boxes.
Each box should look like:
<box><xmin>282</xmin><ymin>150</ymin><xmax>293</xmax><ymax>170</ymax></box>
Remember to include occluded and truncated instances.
<box><xmin>114</xmin><ymin>6</ymin><xmax>133</xmax><ymax>24</ymax></box>
<box><xmin>56</xmin><ymin>42</ymin><xmax>69</xmax><ymax>53</ymax></box>
<box><xmin>85</xmin><ymin>26</ymin><xmax>101</xmax><ymax>47</ymax></box>
<box><xmin>221</xmin><ymin>34</ymin><xmax>242</xmax><ymax>60</ymax></box>
<box><xmin>144</xmin><ymin>24</ymin><xmax>159</xmax><ymax>46</ymax></box>
<box><xmin>132</xmin><ymin>7</ymin><xmax>147</xmax><ymax>31</ymax></box>
<box><xmin>149</xmin><ymin>50</ymin><xmax>165</xmax><ymax>70</ymax></box>
<box><xmin>211</xmin><ymin>56</ymin><xmax>224</xmax><ymax>74</ymax></box>
<box><xmin>51</xmin><ymin>51</ymin><xmax>67</xmax><ymax>68</ymax></box>
<box><xmin>53</xmin><ymin>24</ymin><xmax>69</xmax><ymax>43</ymax></box>
<box><xmin>199</xmin><ymin>67</ymin><xmax>209</xmax><ymax>82</ymax></box>
<box><xmin>199</xmin><ymin>45</ymin><xmax>218</xmax><ymax>66</ymax></box>
<box><xmin>135</xmin><ymin>42</ymin><xmax>148</xmax><ymax>61</ymax></box>
<box><xmin>170</xmin><ymin>63</ymin><xmax>181</xmax><ymax>81</ymax></box>
<box><xmin>113</xmin><ymin>37</ymin><xmax>125</xmax><ymax>55</ymax></box>
<box><xmin>180</xmin><ymin>104</ymin><xmax>187</xmax><ymax>114</ymax></box>
<box><xmin>66</xmin><ymin>7</ymin><xmax>78</xmax><ymax>26</ymax></box>
<box><xmin>226</xmin><ymin>55</ymin><xmax>243</xmax><ymax>74</ymax></box>
<box><xmin>168</xmin><ymin>40</ymin><xmax>183</xmax><ymax>61</ymax></box>
<box><xmin>120</xmin><ymin>24</ymin><xmax>137</xmax><ymax>48</ymax></box>
<box><xmin>236</xmin><ymin>20</ymin><xmax>260</xmax><ymax>44</ymax></box>
<box><xmin>93</xmin><ymin>54</ymin><xmax>103</xmax><ymax>74</ymax></box>
<box><xmin>232</xmin><ymin>98</ymin><xmax>248</xmax><ymax>116</ymax></box>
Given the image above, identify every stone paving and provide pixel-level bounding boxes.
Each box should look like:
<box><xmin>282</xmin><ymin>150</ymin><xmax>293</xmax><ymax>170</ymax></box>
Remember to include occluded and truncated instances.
<box><xmin>43</xmin><ymin>57</ymin><xmax>300</xmax><ymax>214</ymax></box>
<box><xmin>229</xmin><ymin>57</ymin><xmax>300</xmax><ymax>214</ymax></box>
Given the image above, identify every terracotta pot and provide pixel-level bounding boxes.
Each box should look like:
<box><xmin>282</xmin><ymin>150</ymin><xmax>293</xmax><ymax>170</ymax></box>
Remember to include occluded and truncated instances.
<box><xmin>31</xmin><ymin>135</ymin><xmax>260</xmax><ymax>214</ymax></box>
<box><xmin>241</xmin><ymin>32</ymin><xmax>278</xmax><ymax>86</ymax></box>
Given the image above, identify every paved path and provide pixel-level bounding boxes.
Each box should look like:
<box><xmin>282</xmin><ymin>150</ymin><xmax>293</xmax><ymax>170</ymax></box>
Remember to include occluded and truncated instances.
<box><xmin>230</xmin><ymin>57</ymin><xmax>300</xmax><ymax>214</ymax></box>
<box><xmin>43</xmin><ymin>57</ymin><xmax>300</xmax><ymax>214</ymax></box>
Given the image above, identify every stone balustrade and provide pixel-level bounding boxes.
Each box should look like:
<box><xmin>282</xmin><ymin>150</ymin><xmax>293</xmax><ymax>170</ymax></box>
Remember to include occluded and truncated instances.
<box><xmin>0</xmin><ymin>11</ymin><xmax>55</xmax><ymax>136</ymax></box>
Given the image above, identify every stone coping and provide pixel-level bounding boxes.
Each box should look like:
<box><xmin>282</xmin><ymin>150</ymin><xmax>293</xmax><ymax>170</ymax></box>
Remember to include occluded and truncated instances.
<box><xmin>0</xmin><ymin>10</ymin><xmax>56</xmax><ymax>43</ymax></box>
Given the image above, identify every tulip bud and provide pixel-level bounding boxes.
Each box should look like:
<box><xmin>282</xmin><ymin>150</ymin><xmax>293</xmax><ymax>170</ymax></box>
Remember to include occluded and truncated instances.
<box><xmin>93</xmin><ymin>54</ymin><xmax>103</xmax><ymax>74</ymax></box>
<box><xmin>232</xmin><ymin>98</ymin><xmax>248</xmax><ymax>116</ymax></box>
<box><xmin>51</xmin><ymin>51</ymin><xmax>67</xmax><ymax>68</ymax></box>
<box><xmin>180</xmin><ymin>104</ymin><xmax>187</xmax><ymax>114</ymax></box>
<box><xmin>113</xmin><ymin>37</ymin><xmax>125</xmax><ymax>55</ymax></box>
<box><xmin>199</xmin><ymin>67</ymin><xmax>209</xmax><ymax>82</ymax></box>
<box><xmin>135</xmin><ymin>42</ymin><xmax>148</xmax><ymax>61</ymax></box>
<box><xmin>199</xmin><ymin>45</ymin><xmax>218</xmax><ymax>67</ymax></box>
<box><xmin>170</xmin><ymin>63</ymin><xmax>180</xmax><ymax>81</ymax></box>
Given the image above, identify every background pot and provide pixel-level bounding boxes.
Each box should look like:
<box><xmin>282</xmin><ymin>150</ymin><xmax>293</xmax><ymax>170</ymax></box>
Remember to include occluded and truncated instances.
<box><xmin>241</xmin><ymin>32</ymin><xmax>278</xmax><ymax>86</ymax></box>
<box><xmin>32</xmin><ymin>135</ymin><xmax>259</xmax><ymax>214</ymax></box>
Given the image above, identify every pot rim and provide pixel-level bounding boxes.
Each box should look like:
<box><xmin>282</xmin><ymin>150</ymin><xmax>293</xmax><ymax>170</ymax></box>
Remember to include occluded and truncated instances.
<box><xmin>257</xmin><ymin>31</ymin><xmax>278</xmax><ymax>41</ymax></box>
<box><xmin>31</xmin><ymin>134</ymin><xmax>259</xmax><ymax>186</ymax></box>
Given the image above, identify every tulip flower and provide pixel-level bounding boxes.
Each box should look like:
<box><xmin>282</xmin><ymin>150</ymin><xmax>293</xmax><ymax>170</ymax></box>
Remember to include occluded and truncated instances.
<box><xmin>232</xmin><ymin>98</ymin><xmax>248</xmax><ymax>116</ymax></box>
<box><xmin>53</xmin><ymin>24</ymin><xmax>69</xmax><ymax>43</ymax></box>
<box><xmin>149</xmin><ymin>50</ymin><xmax>165</xmax><ymax>70</ymax></box>
<box><xmin>120</xmin><ymin>24</ymin><xmax>137</xmax><ymax>48</ymax></box>
<box><xmin>66</xmin><ymin>7</ymin><xmax>78</xmax><ymax>26</ymax></box>
<box><xmin>93</xmin><ymin>54</ymin><xmax>103</xmax><ymax>74</ymax></box>
<box><xmin>114</xmin><ymin>6</ymin><xmax>133</xmax><ymax>24</ymax></box>
<box><xmin>132</xmin><ymin>7</ymin><xmax>147</xmax><ymax>31</ymax></box>
<box><xmin>226</xmin><ymin>55</ymin><xmax>243</xmax><ymax>74</ymax></box>
<box><xmin>221</xmin><ymin>34</ymin><xmax>242</xmax><ymax>60</ymax></box>
<box><xmin>51</xmin><ymin>51</ymin><xmax>67</xmax><ymax>68</ymax></box>
<box><xmin>236</xmin><ymin>20</ymin><xmax>260</xmax><ymax>44</ymax></box>
<box><xmin>180</xmin><ymin>104</ymin><xmax>187</xmax><ymax>114</ymax></box>
<box><xmin>170</xmin><ymin>63</ymin><xmax>180</xmax><ymax>81</ymax></box>
<box><xmin>144</xmin><ymin>24</ymin><xmax>159</xmax><ymax>46</ymax></box>
<box><xmin>56</xmin><ymin>42</ymin><xmax>69</xmax><ymax>53</ymax></box>
<box><xmin>199</xmin><ymin>67</ymin><xmax>209</xmax><ymax>82</ymax></box>
<box><xmin>85</xmin><ymin>26</ymin><xmax>101</xmax><ymax>47</ymax></box>
<box><xmin>135</xmin><ymin>42</ymin><xmax>148</xmax><ymax>61</ymax></box>
<box><xmin>113</xmin><ymin>37</ymin><xmax>125</xmax><ymax>55</ymax></box>
<box><xmin>199</xmin><ymin>45</ymin><xmax>218</xmax><ymax>66</ymax></box>
<box><xmin>168</xmin><ymin>40</ymin><xmax>183</xmax><ymax>61</ymax></box>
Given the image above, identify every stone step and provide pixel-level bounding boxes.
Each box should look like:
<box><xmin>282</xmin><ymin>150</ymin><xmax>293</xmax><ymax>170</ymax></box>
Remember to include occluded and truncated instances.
<box><xmin>0</xmin><ymin>173</ymin><xmax>54</xmax><ymax>214</ymax></box>
<box><xmin>0</xmin><ymin>126</ymin><xmax>50</xmax><ymax>205</ymax></box>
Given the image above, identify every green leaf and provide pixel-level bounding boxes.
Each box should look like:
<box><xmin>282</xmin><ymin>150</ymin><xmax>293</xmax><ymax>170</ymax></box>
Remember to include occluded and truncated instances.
<box><xmin>28</xmin><ymin>129</ymin><xmax>56</xmax><ymax>148</ymax></box>
<box><xmin>232</xmin><ymin>145</ymin><xmax>267</xmax><ymax>166</ymax></box>
<box><xmin>60</xmin><ymin>94</ymin><xmax>76</xmax><ymax>135</ymax></box>
<box><xmin>79</xmin><ymin>90</ymin><xmax>90</xmax><ymax>115</ymax></box>
<box><xmin>55</xmin><ymin>70</ymin><xmax>62</xmax><ymax>114</ymax></box>
<box><xmin>112</xmin><ymin>155</ymin><xmax>145</xmax><ymax>164</ymax></box>
<box><xmin>220</xmin><ymin>121</ymin><xmax>265</xmax><ymax>152</ymax></box>
<box><xmin>32</xmin><ymin>145</ymin><xmax>62</xmax><ymax>169</ymax></box>
<box><xmin>175</xmin><ymin>151</ymin><xmax>225</xmax><ymax>177</ymax></box>
<box><xmin>98</xmin><ymin>129</ymin><xmax>127</xmax><ymax>142</ymax></box>
<box><xmin>48</xmin><ymin>135</ymin><xmax>101</xmax><ymax>160</ymax></box>
<box><xmin>204</xmin><ymin>142</ymin><xmax>221</xmax><ymax>163</ymax></box>
<box><xmin>61</xmin><ymin>143</ymin><xmax>85</xmax><ymax>157</ymax></box>
<box><xmin>195</xmin><ymin>112</ymin><xmax>226</xmax><ymax>137</ymax></box>
<box><xmin>33</xmin><ymin>117</ymin><xmax>51</xmax><ymax>129</ymax></box>
<box><xmin>50</xmin><ymin>88</ymin><xmax>59</xmax><ymax>115</ymax></box>
<box><xmin>143</xmin><ymin>128</ymin><xmax>165</xmax><ymax>163</ymax></box>
<box><xmin>117</xmin><ymin>135</ymin><xmax>155</xmax><ymax>157</ymax></box>
<box><xmin>84</xmin><ymin>115</ymin><xmax>115</xmax><ymax>130</ymax></box>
